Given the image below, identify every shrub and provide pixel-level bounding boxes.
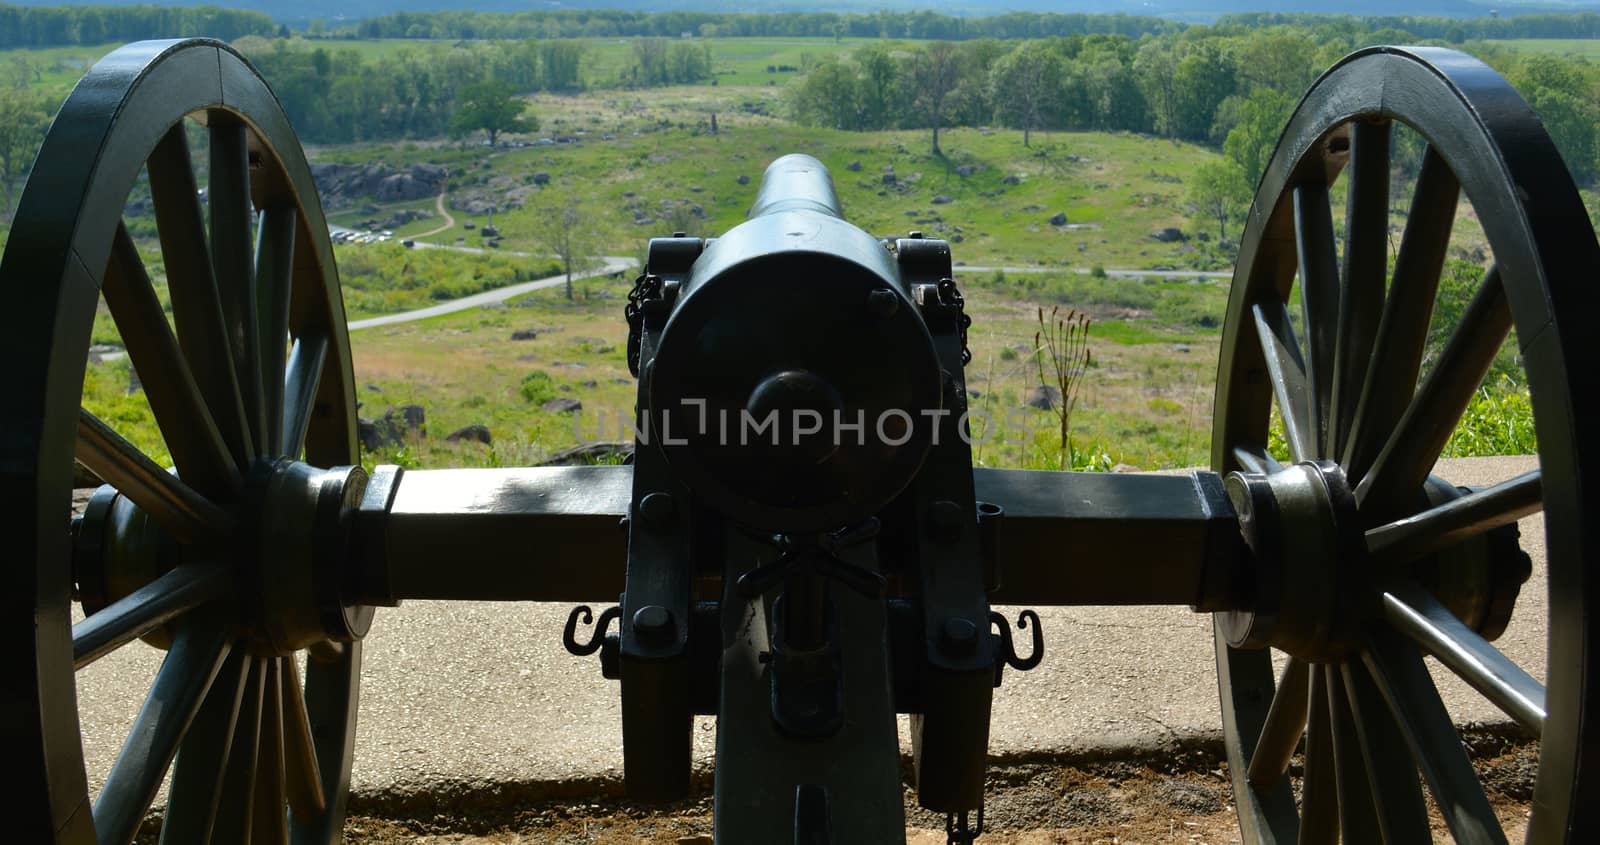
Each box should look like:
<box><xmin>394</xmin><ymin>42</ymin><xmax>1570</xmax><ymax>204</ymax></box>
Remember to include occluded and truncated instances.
<box><xmin>1444</xmin><ymin>378</ymin><xmax>1536</xmax><ymax>457</ymax></box>
<box><xmin>520</xmin><ymin>370</ymin><xmax>558</xmax><ymax>404</ymax></box>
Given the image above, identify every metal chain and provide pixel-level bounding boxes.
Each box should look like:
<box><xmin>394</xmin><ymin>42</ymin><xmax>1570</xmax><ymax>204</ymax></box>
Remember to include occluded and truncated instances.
<box><xmin>945</xmin><ymin>804</ymin><xmax>984</xmax><ymax>845</ymax></box>
<box><xmin>937</xmin><ymin>276</ymin><xmax>973</xmax><ymax>366</ymax></box>
<box><xmin>624</xmin><ymin>272</ymin><xmax>662</xmax><ymax>377</ymax></box>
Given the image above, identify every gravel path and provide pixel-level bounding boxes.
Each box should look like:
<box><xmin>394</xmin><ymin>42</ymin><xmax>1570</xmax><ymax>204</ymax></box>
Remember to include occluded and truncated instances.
<box><xmin>75</xmin><ymin>456</ymin><xmax>1544</xmax><ymax>811</ymax></box>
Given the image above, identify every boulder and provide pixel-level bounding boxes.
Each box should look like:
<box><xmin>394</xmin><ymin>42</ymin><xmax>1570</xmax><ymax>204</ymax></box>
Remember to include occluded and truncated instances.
<box><xmin>312</xmin><ymin>162</ymin><xmax>446</xmax><ymax>208</ymax></box>
<box><xmin>736</xmin><ymin>174</ymin><xmax>750</xmax><ymax>185</ymax></box>
<box><xmin>1002</xmin><ymin>174</ymin><xmax>1021</xmax><ymax>185</ymax></box>
<box><xmin>955</xmin><ymin>165</ymin><xmax>978</xmax><ymax>176</ymax></box>
<box><xmin>542</xmin><ymin>398</ymin><xmax>583</xmax><ymax>414</ymax></box>
<box><xmin>541</xmin><ymin>441</ymin><xmax>634</xmax><ymax>466</ymax></box>
<box><xmin>931</xmin><ymin>195</ymin><xmax>952</xmax><ymax>205</ymax></box>
<box><xmin>845</xmin><ymin>160</ymin><xmax>862</xmax><ymax>172</ymax></box>
<box><xmin>362</xmin><ymin>404</ymin><xmax>426</xmax><ymax>451</ymax></box>
<box><xmin>881</xmin><ymin>172</ymin><xmax>897</xmax><ymax>185</ymax></box>
<box><xmin>1024</xmin><ymin>385</ymin><xmax>1063</xmax><ymax>410</ymax></box>
<box><xmin>357</xmin><ymin>417</ymin><xmax>384</xmax><ymax>452</ymax></box>
<box><xmin>446</xmin><ymin>424</ymin><xmax>492</xmax><ymax>445</ymax></box>
<box><xmin>511</xmin><ymin>329</ymin><xmax>539</xmax><ymax>341</ymax></box>
<box><xmin>532</xmin><ymin>172</ymin><xmax>551</xmax><ymax>185</ymax></box>
<box><xmin>1152</xmin><ymin>227</ymin><xmax>1187</xmax><ymax>243</ymax></box>
<box><xmin>1048</xmin><ymin>212</ymin><xmax>1068</xmax><ymax>226</ymax></box>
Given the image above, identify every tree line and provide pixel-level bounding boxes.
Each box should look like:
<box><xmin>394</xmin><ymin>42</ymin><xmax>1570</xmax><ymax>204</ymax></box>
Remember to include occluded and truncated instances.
<box><xmin>1217</xmin><ymin>12</ymin><xmax>1600</xmax><ymax>42</ymax></box>
<box><xmin>787</xmin><ymin>24</ymin><xmax>1600</xmax><ymax>189</ymax></box>
<box><xmin>340</xmin><ymin>10</ymin><xmax>1181</xmax><ymax>42</ymax></box>
<box><xmin>228</xmin><ymin>35</ymin><xmax>717</xmax><ymax>144</ymax></box>
<box><xmin>0</xmin><ymin>4</ymin><xmax>272</xmax><ymax>48</ymax></box>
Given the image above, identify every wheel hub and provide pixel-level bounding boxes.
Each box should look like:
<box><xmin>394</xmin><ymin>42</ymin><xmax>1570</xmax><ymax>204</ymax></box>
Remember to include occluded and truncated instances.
<box><xmin>74</xmin><ymin>459</ymin><xmax>374</xmax><ymax>657</ymax></box>
<box><xmin>1221</xmin><ymin>461</ymin><xmax>1533</xmax><ymax>662</ymax></box>
<box><xmin>241</xmin><ymin>459</ymin><xmax>375</xmax><ymax>655</ymax></box>
<box><xmin>1220</xmin><ymin>461</ymin><xmax>1369</xmax><ymax>662</ymax></box>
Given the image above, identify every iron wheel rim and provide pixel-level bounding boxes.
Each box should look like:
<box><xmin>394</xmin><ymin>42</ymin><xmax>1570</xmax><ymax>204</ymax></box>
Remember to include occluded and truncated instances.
<box><xmin>1212</xmin><ymin>46</ymin><xmax>1600</xmax><ymax>843</ymax></box>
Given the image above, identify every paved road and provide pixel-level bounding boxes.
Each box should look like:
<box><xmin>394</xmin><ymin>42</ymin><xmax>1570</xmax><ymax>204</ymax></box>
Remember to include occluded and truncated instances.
<box><xmin>346</xmin><ymin>254</ymin><xmax>638</xmax><ymax>331</ymax></box>
<box><xmin>954</xmin><ymin>264</ymin><xmax>1232</xmax><ymax>282</ymax></box>
<box><xmin>73</xmin><ymin>456</ymin><xmax>1543</xmax><ymax>805</ymax></box>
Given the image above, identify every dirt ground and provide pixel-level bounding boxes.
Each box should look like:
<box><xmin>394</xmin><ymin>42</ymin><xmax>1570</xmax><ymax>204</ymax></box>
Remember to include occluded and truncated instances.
<box><xmin>337</xmin><ymin>733</ymin><xmax>1536</xmax><ymax>844</ymax></box>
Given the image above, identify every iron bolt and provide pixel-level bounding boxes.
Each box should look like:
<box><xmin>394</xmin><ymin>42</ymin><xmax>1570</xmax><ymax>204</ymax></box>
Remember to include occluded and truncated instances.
<box><xmin>940</xmin><ymin>616</ymin><xmax>979</xmax><ymax>655</ymax></box>
<box><xmin>639</xmin><ymin>492</ymin><xmax>676</xmax><ymax>529</ymax></box>
<box><xmin>633</xmin><ymin>605</ymin><xmax>675</xmax><ymax>644</ymax></box>
<box><xmin>867</xmin><ymin>288</ymin><xmax>900</xmax><ymax>318</ymax></box>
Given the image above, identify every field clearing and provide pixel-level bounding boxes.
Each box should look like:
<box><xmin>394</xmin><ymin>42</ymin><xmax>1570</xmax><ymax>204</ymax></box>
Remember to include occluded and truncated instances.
<box><xmin>314</xmin><ymin>111</ymin><xmax>1229</xmax><ymax>272</ymax></box>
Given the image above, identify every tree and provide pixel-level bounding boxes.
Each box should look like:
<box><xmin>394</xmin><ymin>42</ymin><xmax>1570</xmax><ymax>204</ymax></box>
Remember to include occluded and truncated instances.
<box><xmin>1223</xmin><ymin>88</ymin><xmax>1294</xmax><ymax>189</ymax></box>
<box><xmin>1188</xmin><ymin>160</ymin><xmax>1251</xmax><ymax>242</ymax></box>
<box><xmin>1133</xmin><ymin>41</ymin><xmax>1179</xmax><ymax>138</ymax></box>
<box><xmin>854</xmin><ymin>44</ymin><xmax>900</xmax><ymax>130</ymax></box>
<box><xmin>540</xmin><ymin>40</ymin><xmax>586</xmax><ymax>92</ymax></box>
<box><xmin>1171</xmin><ymin>44</ymin><xmax>1236</xmax><ymax>142</ymax></box>
<box><xmin>448</xmin><ymin>80</ymin><xmax>536</xmax><ymax>147</ymax></box>
<box><xmin>990</xmin><ymin>41</ymin><xmax>1062</xmax><ymax>147</ymax></box>
<box><xmin>789</xmin><ymin>60</ymin><xmax>862</xmax><ymax>130</ymax></box>
<box><xmin>1510</xmin><ymin>55</ymin><xmax>1600</xmax><ymax>184</ymax></box>
<box><xmin>528</xmin><ymin>193</ymin><xmax>593</xmax><ymax>301</ymax></box>
<box><xmin>912</xmin><ymin>41</ymin><xmax>962</xmax><ymax>155</ymax></box>
<box><xmin>0</xmin><ymin>75</ymin><xmax>51</xmax><ymax>218</ymax></box>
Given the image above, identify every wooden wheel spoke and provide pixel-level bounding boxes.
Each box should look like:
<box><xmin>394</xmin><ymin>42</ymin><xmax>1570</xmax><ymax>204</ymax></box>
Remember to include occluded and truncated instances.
<box><xmin>1342</xmin><ymin>147</ymin><xmax>1459</xmax><ymax>478</ymax></box>
<box><xmin>1248</xmin><ymin>657</ymin><xmax>1310</xmax><ymax>789</ymax></box>
<box><xmin>1367</xmin><ymin>470</ymin><xmax>1542</xmax><ymax>565</ymax></box>
<box><xmin>1336</xmin><ymin>661</ymin><xmax>1431</xmax><ymax>840</ymax></box>
<box><xmin>146</xmin><ymin>122</ymin><xmax>255</xmax><ymax>470</ymax></box>
<box><xmin>92</xmin><ymin>616</ymin><xmax>233</xmax><ymax>845</ymax></box>
<box><xmin>76</xmin><ymin>407</ymin><xmax>233</xmax><ymax>543</ymax></box>
<box><xmin>1380</xmin><ymin>581</ymin><xmax>1546</xmax><ymax>733</ymax></box>
<box><xmin>1330</xmin><ymin>120</ymin><xmax>1391</xmax><ymax>453</ymax></box>
<box><xmin>282</xmin><ymin>333</ymin><xmax>330</xmax><ymax>458</ymax></box>
<box><xmin>209</xmin><ymin>115</ymin><xmax>266</xmax><ymax>457</ymax></box>
<box><xmin>212</xmin><ymin>657</ymin><xmax>268</xmax><ymax>844</ymax></box>
<box><xmin>1293</xmin><ymin>182</ymin><xmax>1339</xmax><ymax>456</ymax></box>
<box><xmin>254</xmin><ymin>658</ymin><xmax>290</xmax><ymax>844</ymax></box>
<box><xmin>1296</xmin><ymin>668</ymin><xmax>1337</xmax><ymax>845</ymax></box>
<box><xmin>1323</xmin><ymin>665</ymin><xmax>1384</xmax><ymax>842</ymax></box>
<box><xmin>256</xmin><ymin>207</ymin><xmax>298</xmax><ymax>458</ymax></box>
<box><xmin>1361</xmin><ymin>628</ymin><xmax>1510</xmax><ymax>844</ymax></box>
<box><xmin>72</xmin><ymin>564</ymin><xmax>230</xmax><ymax>669</ymax></box>
<box><xmin>1232</xmin><ymin>444</ymin><xmax>1284</xmax><ymax>475</ymax></box>
<box><xmin>103</xmin><ymin>222</ymin><xmax>240</xmax><ymax>498</ymax></box>
<box><xmin>160</xmin><ymin>651</ymin><xmax>251</xmax><ymax>844</ymax></box>
<box><xmin>1355</xmin><ymin>265</ymin><xmax>1511</xmax><ymax>513</ymax></box>
<box><xmin>1251</xmin><ymin>302</ymin><xmax>1315</xmax><ymax>463</ymax></box>
<box><xmin>282</xmin><ymin>657</ymin><xmax>328</xmax><ymax>818</ymax></box>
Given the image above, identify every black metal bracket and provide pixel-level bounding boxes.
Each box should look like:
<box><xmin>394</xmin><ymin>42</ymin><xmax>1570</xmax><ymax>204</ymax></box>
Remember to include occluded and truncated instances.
<box><xmin>563</xmin><ymin>604</ymin><xmax>622</xmax><ymax>680</ymax></box>
<box><xmin>988</xmin><ymin>609</ymin><xmax>1043</xmax><ymax>688</ymax></box>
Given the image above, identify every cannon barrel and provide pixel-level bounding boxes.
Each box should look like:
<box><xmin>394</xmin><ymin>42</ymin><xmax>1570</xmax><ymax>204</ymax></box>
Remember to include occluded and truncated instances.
<box><xmin>644</xmin><ymin>154</ymin><xmax>943</xmax><ymax>533</ymax></box>
<box><xmin>748</xmin><ymin>153</ymin><xmax>843</xmax><ymax>220</ymax></box>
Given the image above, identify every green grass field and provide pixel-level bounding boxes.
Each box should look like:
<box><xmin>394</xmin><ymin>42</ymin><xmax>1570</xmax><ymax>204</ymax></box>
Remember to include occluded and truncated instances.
<box><xmin>314</xmin><ymin>99</ymin><xmax>1227</xmax><ymax>273</ymax></box>
<box><xmin>0</xmin><ymin>35</ymin><xmax>874</xmax><ymax>98</ymax></box>
<box><xmin>12</xmin><ymin>33</ymin><xmax>1535</xmax><ymax>474</ymax></box>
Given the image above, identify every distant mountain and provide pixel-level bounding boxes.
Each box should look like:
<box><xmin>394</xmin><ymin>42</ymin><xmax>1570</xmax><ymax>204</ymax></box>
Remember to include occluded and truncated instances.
<box><xmin>7</xmin><ymin>0</ymin><xmax>1599</xmax><ymax>24</ymax></box>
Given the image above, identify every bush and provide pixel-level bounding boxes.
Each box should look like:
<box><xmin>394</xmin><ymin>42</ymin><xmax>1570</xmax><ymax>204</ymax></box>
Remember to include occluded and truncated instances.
<box><xmin>1444</xmin><ymin>378</ymin><xmax>1537</xmax><ymax>457</ymax></box>
<box><xmin>520</xmin><ymin>370</ymin><xmax>558</xmax><ymax>404</ymax></box>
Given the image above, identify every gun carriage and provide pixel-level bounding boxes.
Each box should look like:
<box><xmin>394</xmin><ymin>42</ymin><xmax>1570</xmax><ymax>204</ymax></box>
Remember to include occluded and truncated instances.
<box><xmin>2</xmin><ymin>38</ymin><xmax>1597</xmax><ymax>844</ymax></box>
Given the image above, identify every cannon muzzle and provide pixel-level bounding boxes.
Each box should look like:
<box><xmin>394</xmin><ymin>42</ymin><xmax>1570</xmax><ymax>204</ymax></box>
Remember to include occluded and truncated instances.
<box><xmin>748</xmin><ymin>153</ymin><xmax>843</xmax><ymax>220</ymax></box>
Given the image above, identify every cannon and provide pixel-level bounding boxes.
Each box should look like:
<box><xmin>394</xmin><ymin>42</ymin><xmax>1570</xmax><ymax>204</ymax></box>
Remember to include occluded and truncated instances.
<box><xmin>3</xmin><ymin>38</ymin><xmax>1597</xmax><ymax>844</ymax></box>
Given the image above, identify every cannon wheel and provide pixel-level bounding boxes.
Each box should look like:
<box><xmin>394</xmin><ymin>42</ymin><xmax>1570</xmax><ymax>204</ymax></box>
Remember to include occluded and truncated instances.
<box><xmin>1213</xmin><ymin>46</ymin><xmax>1600</xmax><ymax>842</ymax></box>
<box><xmin>1</xmin><ymin>40</ymin><xmax>361</xmax><ymax>843</ymax></box>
